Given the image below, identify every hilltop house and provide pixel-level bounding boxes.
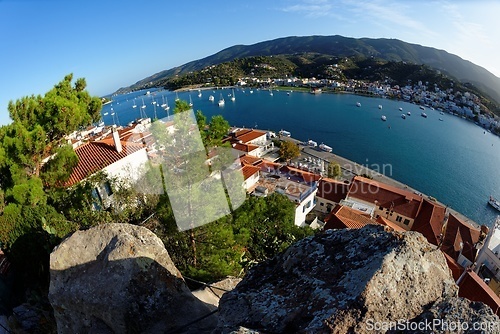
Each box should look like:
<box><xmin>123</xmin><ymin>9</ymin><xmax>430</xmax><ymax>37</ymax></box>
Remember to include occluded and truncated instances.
<box><xmin>64</xmin><ymin>124</ymin><xmax>150</xmax><ymax>209</ymax></box>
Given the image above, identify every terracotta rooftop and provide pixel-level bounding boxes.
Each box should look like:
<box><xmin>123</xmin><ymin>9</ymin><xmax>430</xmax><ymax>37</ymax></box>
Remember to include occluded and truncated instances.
<box><xmin>233</xmin><ymin>129</ymin><xmax>267</xmax><ymax>144</ymax></box>
<box><xmin>316</xmin><ymin>178</ymin><xmax>349</xmax><ymax>204</ymax></box>
<box><xmin>231</xmin><ymin>142</ymin><xmax>259</xmax><ymax>153</ymax></box>
<box><xmin>324</xmin><ymin>204</ymin><xmax>375</xmax><ymax>230</ymax></box>
<box><xmin>348</xmin><ymin>176</ymin><xmax>423</xmax><ymax>219</ymax></box>
<box><xmin>64</xmin><ymin>138</ymin><xmax>145</xmax><ymax>187</ymax></box>
<box><xmin>411</xmin><ymin>199</ymin><xmax>447</xmax><ymax>246</ymax></box>
<box><xmin>242</xmin><ymin>164</ymin><xmax>261</xmax><ymax>181</ymax></box>
<box><xmin>441</xmin><ymin>213</ymin><xmax>481</xmax><ymax>262</ymax></box>
<box><xmin>442</xmin><ymin>251</ymin><xmax>464</xmax><ymax>281</ymax></box>
<box><xmin>458</xmin><ymin>269</ymin><xmax>500</xmax><ymax>316</ymax></box>
<box><xmin>376</xmin><ymin>216</ymin><xmax>407</xmax><ymax>232</ymax></box>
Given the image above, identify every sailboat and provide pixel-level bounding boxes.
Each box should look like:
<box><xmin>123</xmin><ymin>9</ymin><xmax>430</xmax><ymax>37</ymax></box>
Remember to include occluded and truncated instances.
<box><xmin>231</xmin><ymin>88</ymin><xmax>236</xmax><ymax>102</ymax></box>
<box><xmin>189</xmin><ymin>95</ymin><xmax>193</xmax><ymax>107</ymax></box>
<box><xmin>209</xmin><ymin>95</ymin><xmax>215</xmax><ymax>102</ymax></box>
<box><xmin>197</xmin><ymin>89</ymin><xmax>202</xmax><ymax>98</ymax></box>
<box><xmin>175</xmin><ymin>92</ymin><xmax>180</xmax><ymax>101</ymax></box>
<box><xmin>161</xmin><ymin>95</ymin><xmax>167</xmax><ymax>108</ymax></box>
<box><xmin>218</xmin><ymin>93</ymin><xmax>225</xmax><ymax>107</ymax></box>
<box><xmin>269</xmin><ymin>88</ymin><xmax>273</xmax><ymax>96</ymax></box>
<box><xmin>132</xmin><ymin>98</ymin><xmax>137</xmax><ymax>108</ymax></box>
<box><xmin>164</xmin><ymin>96</ymin><xmax>170</xmax><ymax>111</ymax></box>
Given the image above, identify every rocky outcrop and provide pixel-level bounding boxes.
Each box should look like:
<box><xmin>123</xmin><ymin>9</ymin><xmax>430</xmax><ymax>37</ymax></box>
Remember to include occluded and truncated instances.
<box><xmin>215</xmin><ymin>225</ymin><xmax>498</xmax><ymax>333</ymax></box>
<box><xmin>49</xmin><ymin>223</ymin><xmax>216</xmax><ymax>333</ymax></box>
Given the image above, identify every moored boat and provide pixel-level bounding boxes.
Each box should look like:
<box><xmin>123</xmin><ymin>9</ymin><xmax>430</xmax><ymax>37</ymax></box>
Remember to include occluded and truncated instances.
<box><xmin>279</xmin><ymin>130</ymin><xmax>291</xmax><ymax>137</ymax></box>
<box><xmin>401</xmin><ymin>114</ymin><xmax>406</xmax><ymax>119</ymax></box>
<box><xmin>381</xmin><ymin>115</ymin><xmax>387</xmax><ymax>121</ymax></box>
<box><xmin>421</xmin><ymin>112</ymin><xmax>427</xmax><ymax>118</ymax></box>
<box><xmin>489</xmin><ymin>196</ymin><xmax>500</xmax><ymax>212</ymax></box>
<box><xmin>319</xmin><ymin>143</ymin><xmax>333</xmax><ymax>153</ymax></box>
<box><xmin>356</xmin><ymin>102</ymin><xmax>361</xmax><ymax>107</ymax></box>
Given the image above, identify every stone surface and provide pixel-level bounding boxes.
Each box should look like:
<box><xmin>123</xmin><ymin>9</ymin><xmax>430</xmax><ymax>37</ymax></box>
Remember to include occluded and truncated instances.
<box><xmin>49</xmin><ymin>223</ymin><xmax>216</xmax><ymax>333</ymax></box>
<box><xmin>215</xmin><ymin>225</ymin><xmax>466</xmax><ymax>333</ymax></box>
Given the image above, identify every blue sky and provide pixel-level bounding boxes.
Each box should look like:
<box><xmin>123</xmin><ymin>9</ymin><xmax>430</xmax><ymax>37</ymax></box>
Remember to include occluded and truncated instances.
<box><xmin>1</xmin><ymin>0</ymin><xmax>499</xmax><ymax>125</ymax></box>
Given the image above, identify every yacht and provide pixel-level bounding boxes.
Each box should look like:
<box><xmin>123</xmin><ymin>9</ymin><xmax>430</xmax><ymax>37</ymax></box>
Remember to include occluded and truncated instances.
<box><xmin>218</xmin><ymin>94</ymin><xmax>225</xmax><ymax>107</ymax></box>
<box><xmin>279</xmin><ymin>130</ymin><xmax>291</xmax><ymax>137</ymax></box>
<box><xmin>319</xmin><ymin>143</ymin><xmax>333</xmax><ymax>153</ymax></box>
<box><xmin>489</xmin><ymin>196</ymin><xmax>500</xmax><ymax>212</ymax></box>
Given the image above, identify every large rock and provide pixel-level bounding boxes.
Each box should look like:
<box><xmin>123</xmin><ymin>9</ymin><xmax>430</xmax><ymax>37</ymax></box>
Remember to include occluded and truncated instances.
<box><xmin>49</xmin><ymin>223</ymin><xmax>216</xmax><ymax>333</ymax></box>
<box><xmin>215</xmin><ymin>225</ymin><xmax>489</xmax><ymax>333</ymax></box>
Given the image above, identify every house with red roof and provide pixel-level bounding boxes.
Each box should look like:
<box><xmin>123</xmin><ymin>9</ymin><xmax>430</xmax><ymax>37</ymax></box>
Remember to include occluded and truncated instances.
<box><xmin>345</xmin><ymin>176</ymin><xmax>423</xmax><ymax>230</ymax></box>
<box><xmin>324</xmin><ymin>204</ymin><xmax>375</xmax><ymax>230</ymax></box>
<box><xmin>64</xmin><ymin>126</ymin><xmax>149</xmax><ymax>209</ymax></box>
<box><xmin>410</xmin><ymin>199</ymin><xmax>447</xmax><ymax>246</ymax></box>
<box><xmin>441</xmin><ymin>213</ymin><xmax>482</xmax><ymax>266</ymax></box>
<box><xmin>225</xmin><ymin>128</ymin><xmax>275</xmax><ymax>158</ymax></box>
<box><xmin>315</xmin><ymin>178</ymin><xmax>349</xmax><ymax>214</ymax></box>
<box><xmin>457</xmin><ymin>268</ymin><xmax>500</xmax><ymax>316</ymax></box>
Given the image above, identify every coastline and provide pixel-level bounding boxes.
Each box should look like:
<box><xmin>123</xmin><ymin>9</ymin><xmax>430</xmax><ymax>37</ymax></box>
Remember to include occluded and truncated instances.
<box><xmin>280</xmin><ymin>135</ymin><xmax>482</xmax><ymax>229</ymax></box>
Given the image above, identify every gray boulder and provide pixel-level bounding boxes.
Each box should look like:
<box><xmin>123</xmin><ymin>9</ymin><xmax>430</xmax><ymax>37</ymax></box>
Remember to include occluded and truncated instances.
<box><xmin>215</xmin><ymin>225</ymin><xmax>474</xmax><ymax>333</ymax></box>
<box><xmin>49</xmin><ymin>223</ymin><xmax>216</xmax><ymax>333</ymax></box>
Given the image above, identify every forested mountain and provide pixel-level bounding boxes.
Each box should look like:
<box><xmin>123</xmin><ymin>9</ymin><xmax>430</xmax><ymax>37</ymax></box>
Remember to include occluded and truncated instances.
<box><xmin>115</xmin><ymin>35</ymin><xmax>500</xmax><ymax>108</ymax></box>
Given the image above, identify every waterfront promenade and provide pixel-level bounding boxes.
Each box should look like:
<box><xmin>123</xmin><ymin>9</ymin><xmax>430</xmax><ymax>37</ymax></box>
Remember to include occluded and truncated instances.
<box><xmin>280</xmin><ymin>136</ymin><xmax>481</xmax><ymax>229</ymax></box>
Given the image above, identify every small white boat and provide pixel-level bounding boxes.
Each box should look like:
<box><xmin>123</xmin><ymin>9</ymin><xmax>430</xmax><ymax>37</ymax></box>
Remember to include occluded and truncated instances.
<box><xmin>407</xmin><ymin>111</ymin><xmax>411</xmax><ymax>116</ymax></box>
<box><xmin>381</xmin><ymin>115</ymin><xmax>387</xmax><ymax>121</ymax></box>
<box><xmin>218</xmin><ymin>93</ymin><xmax>225</xmax><ymax>107</ymax></box>
<box><xmin>399</xmin><ymin>107</ymin><xmax>403</xmax><ymax>111</ymax></box>
<box><xmin>439</xmin><ymin>118</ymin><xmax>443</xmax><ymax>121</ymax></box>
<box><xmin>378</xmin><ymin>105</ymin><xmax>383</xmax><ymax>109</ymax></box>
<box><xmin>231</xmin><ymin>89</ymin><xmax>236</xmax><ymax>102</ymax></box>
<box><xmin>198</xmin><ymin>89</ymin><xmax>202</xmax><ymax>98</ymax></box>
<box><xmin>307</xmin><ymin>140</ymin><xmax>318</xmax><ymax>148</ymax></box>
<box><xmin>189</xmin><ymin>95</ymin><xmax>193</xmax><ymax>107</ymax></box>
<box><xmin>132</xmin><ymin>98</ymin><xmax>137</xmax><ymax>108</ymax></box>
<box><xmin>319</xmin><ymin>143</ymin><xmax>333</xmax><ymax>153</ymax></box>
<box><xmin>420</xmin><ymin>106</ymin><xmax>425</xmax><ymax>110</ymax></box>
<box><xmin>209</xmin><ymin>95</ymin><xmax>215</xmax><ymax>102</ymax></box>
<box><xmin>269</xmin><ymin>88</ymin><xmax>273</xmax><ymax>96</ymax></box>
<box><xmin>161</xmin><ymin>96</ymin><xmax>167</xmax><ymax>108</ymax></box>
<box><xmin>356</xmin><ymin>102</ymin><xmax>361</xmax><ymax>107</ymax></box>
<box><xmin>250</xmin><ymin>90</ymin><xmax>254</xmax><ymax>94</ymax></box>
<box><xmin>421</xmin><ymin>112</ymin><xmax>428</xmax><ymax>118</ymax></box>
<box><xmin>279</xmin><ymin>130</ymin><xmax>291</xmax><ymax>137</ymax></box>
<box><xmin>401</xmin><ymin>114</ymin><xmax>406</xmax><ymax>119</ymax></box>
<box><xmin>489</xmin><ymin>196</ymin><xmax>500</xmax><ymax>212</ymax></box>
<box><xmin>141</xmin><ymin>98</ymin><xmax>146</xmax><ymax>109</ymax></box>
<box><xmin>175</xmin><ymin>92</ymin><xmax>180</xmax><ymax>101</ymax></box>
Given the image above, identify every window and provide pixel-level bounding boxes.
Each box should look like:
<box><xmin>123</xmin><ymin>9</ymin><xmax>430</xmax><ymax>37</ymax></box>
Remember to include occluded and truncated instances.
<box><xmin>396</xmin><ymin>216</ymin><xmax>403</xmax><ymax>222</ymax></box>
<box><xmin>320</xmin><ymin>202</ymin><xmax>324</xmax><ymax>206</ymax></box>
<box><xmin>379</xmin><ymin>206</ymin><xmax>384</xmax><ymax>210</ymax></box>
<box><xmin>91</xmin><ymin>188</ymin><xmax>102</xmax><ymax>211</ymax></box>
<box><xmin>403</xmin><ymin>219</ymin><xmax>410</xmax><ymax>225</ymax></box>
<box><xmin>103</xmin><ymin>181</ymin><xmax>113</xmax><ymax>196</ymax></box>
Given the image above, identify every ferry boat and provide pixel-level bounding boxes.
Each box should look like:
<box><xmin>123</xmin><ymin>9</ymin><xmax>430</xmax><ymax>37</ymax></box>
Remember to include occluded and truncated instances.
<box><xmin>489</xmin><ymin>196</ymin><xmax>500</xmax><ymax>212</ymax></box>
<box><xmin>279</xmin><ymin>130</ymin><xmax>291</xmax><ymax>137</ymax></box>
<box><xmin>319</xmin><ymin>143</ymin><xmax>333</xmax><ymax>153</ymax></box>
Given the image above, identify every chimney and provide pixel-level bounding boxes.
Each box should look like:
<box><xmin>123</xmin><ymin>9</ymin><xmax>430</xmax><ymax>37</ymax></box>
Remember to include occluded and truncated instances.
<box><xmin>112</xmin><ymin>127</ymin><xmax>122</xmax><ymax>153</ymax></box>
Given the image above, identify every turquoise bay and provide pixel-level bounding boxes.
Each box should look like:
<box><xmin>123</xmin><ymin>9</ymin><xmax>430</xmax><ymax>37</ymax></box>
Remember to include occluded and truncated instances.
<box><xmin>103</xmin><ymin>88</ymin><xmax>500</xmax><ymax>227</ymax></box>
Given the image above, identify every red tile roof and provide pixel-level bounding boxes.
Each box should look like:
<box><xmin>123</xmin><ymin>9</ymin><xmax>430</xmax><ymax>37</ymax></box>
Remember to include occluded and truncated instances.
<box><xmin>441</xmin><ymin>213</ymin><xmax>481</xmax><ymax>262</ymax></box>
<box><xmin>231</xmin><ymin>142</ymin><xmax>259</xmax><ymax>153</ymax></box>
<box><xmin>348</xmin><ymin>176</ymin><xmax>423</xmax><ymax>219</ymax></box>
<box><xmin>376</xmin><ymin>216</ymin><xmax>407</xmax><ymax>232</ymax></box>
<box><xmin>442</xmin><ymin>251</ymin><xmax>464</xmax><ymax>281</ymax></box>
<box><xmin>458</xmin><ymin>269</ymin><xmax>500</xmax><ymax>315</ymax></box>
<box><xmin>242</xmin><ymin>165</ymin><xmax>260</xmax><ymax>181</ymax></box>
<box><xmin>411</xmin><ymin>199</ymin><xmax>447</xmax><ymax>246</ymax></box>
<box><xmin>64</xmin><ymin>138</ymin><xmax>145</xmax><ymax>187</ymax></box>
<box><xmin>234</xmin><ymin>129</ymin><xmax>267</xmax><ymax>144</ymax></box>
<box><xmin>324</xmin><ymin>205</ymin><xmax>375</xmax><ymax>230</ymax></box>
<box><xmin>316</xmin><ymin>178</ymin><xmax>349</xmax><ymax>204</ymax></box>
